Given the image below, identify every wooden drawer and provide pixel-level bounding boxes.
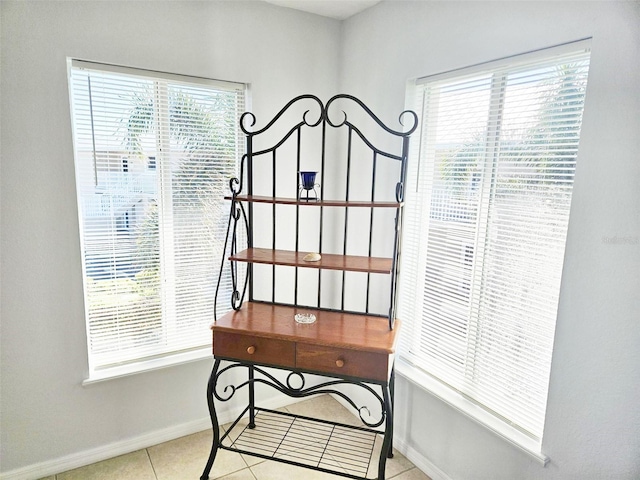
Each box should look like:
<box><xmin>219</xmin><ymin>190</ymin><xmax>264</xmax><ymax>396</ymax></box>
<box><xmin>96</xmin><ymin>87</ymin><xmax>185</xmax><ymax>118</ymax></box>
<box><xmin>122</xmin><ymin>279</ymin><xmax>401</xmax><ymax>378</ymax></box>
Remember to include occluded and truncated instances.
<box><xmin>296</xmin><ymin>343</ymin><xmax>391</xmax><ymax>382</ymax></box>
<box><xmin>214</xmin><ymin>332</ymin><xmax>296</xmax><ymax>368</ymax></box>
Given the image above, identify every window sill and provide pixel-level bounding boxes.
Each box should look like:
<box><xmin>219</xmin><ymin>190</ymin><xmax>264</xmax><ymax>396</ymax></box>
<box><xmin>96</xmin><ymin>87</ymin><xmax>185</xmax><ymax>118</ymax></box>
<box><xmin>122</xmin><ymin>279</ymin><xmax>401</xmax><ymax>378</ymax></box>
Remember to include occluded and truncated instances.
<box><xmin>395</xmin><ymin>358</ymin><xmax>550</xmax><ymax>466</ymax></box>
<box><xmin>83</xmin><ymin>348</ymin><xmax>212</xmax><ymax>386</ymax></box>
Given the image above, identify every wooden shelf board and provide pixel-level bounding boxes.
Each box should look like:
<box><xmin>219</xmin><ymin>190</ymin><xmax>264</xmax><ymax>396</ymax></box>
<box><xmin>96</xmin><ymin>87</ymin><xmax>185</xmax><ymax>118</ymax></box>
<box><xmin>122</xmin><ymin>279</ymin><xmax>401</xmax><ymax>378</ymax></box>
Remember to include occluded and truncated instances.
<box><xmin>230</xmin><ymin>248</ymin><xmax>393</xmax><ymax>274</ymax></box>
<box><xmin>224</xmin><ymin>194</ymin><xmax>402</xmax><ymax>208</ymax></box>
<box><xmin>212</xmin><ymin>302</ymin><xmax>400</xmax><ymax>354</ymax></box>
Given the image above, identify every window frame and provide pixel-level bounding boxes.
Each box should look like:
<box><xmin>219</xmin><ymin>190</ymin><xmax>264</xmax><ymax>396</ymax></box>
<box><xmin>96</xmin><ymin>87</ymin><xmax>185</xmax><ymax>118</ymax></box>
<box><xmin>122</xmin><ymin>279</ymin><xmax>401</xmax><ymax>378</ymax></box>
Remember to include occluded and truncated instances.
<box><xmin>399</xmin><ymin>40</ymin><xmax>591</xmax><ymax>463</ymax></box>
<box><xmin>68</xmin><ymin>59</ymin><xmax>247</xmax><ymax>382</ymax></box>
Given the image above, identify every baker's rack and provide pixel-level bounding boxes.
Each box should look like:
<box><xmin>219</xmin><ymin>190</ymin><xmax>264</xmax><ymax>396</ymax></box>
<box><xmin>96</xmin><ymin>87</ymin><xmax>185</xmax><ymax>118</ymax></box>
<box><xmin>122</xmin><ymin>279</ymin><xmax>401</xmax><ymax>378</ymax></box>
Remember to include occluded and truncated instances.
<box><xmin>202</xmin><ymin>94</ymin><xmax>417</xmax><ymax>480</ymax></box>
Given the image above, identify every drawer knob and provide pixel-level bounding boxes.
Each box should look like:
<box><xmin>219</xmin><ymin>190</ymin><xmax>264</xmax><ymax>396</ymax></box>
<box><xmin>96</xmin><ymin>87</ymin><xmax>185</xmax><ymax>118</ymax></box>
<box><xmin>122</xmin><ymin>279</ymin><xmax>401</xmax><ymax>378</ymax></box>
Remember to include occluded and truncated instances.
<box><xmin>247</xmin><ymin>346</ymin><xmax>256</xmax><ymax>355</ymax></box>
<box><xmin>335</xmin><ymin>358</ymin><xmax>345</xmax><ymax>368</ymax></box>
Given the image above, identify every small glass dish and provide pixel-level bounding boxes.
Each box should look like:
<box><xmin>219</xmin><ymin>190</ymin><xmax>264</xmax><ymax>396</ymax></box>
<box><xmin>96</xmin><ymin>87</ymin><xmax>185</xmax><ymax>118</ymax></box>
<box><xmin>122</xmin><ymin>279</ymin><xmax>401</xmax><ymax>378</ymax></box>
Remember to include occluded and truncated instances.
<box><xmin>294</xmin><ymin>313</ymin><xmax>317</xmax><ymax>324</ymax></box>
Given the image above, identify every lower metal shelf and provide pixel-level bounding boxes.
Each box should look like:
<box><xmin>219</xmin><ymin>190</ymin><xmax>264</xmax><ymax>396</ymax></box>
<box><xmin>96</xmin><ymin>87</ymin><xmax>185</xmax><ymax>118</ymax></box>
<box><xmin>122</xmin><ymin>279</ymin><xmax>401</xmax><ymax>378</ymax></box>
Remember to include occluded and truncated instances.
<box><xmin>220</xmin><ymin>407</ymin><xmax>383</xmax><ymax>479</ymax></box>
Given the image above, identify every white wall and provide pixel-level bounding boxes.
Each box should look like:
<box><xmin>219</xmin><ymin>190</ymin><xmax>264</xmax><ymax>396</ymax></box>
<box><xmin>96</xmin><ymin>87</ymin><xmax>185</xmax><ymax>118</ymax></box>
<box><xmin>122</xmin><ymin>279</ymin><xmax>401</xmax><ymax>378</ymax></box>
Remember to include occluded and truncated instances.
<box><xmin>2</xmin><ymin>1</ymin><xmax>639</xmax><ymax>479</ymax></box>
<box><xmin>339</xmin><ymin>1</ymin><xmax>640</xmax><ymax>479</ymax></box>
<box><xmin>0</xmin><ymin>1</ymin><xmax>339</xmax><ymax>476</ymax></box>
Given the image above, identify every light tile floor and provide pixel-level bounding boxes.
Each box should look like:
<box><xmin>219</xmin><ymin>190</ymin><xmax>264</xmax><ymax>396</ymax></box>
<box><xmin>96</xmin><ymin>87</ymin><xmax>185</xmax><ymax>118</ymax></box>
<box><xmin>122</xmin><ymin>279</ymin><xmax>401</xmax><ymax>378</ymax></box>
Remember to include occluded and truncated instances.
<box><xmin>40</xmin><ymin>395</ymin><xmax>431</xmax><ymax>480</ymax></box>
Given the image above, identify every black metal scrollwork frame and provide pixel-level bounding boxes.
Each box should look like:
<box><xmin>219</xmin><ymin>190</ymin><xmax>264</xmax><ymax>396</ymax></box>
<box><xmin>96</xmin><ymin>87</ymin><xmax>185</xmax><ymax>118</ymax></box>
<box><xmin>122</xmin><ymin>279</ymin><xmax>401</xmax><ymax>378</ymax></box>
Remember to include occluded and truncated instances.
<box><xmin>213</xmin><ymin>94</ymin><xmax>417</xmax><ymax>328</ymax></box>
<box><xmin>201</xmin><ymin>358</ymin><xmax>395</xmax><ymax>480</ymax></box>
<box><xmin>213</xmin><ymin>362</ymin><xmax>387</xmax><ymax>428</ymax></box>
<box><xmin>202</xmin><ymin>95</ymin><xmax>416</xmax><ymax>480</ymax></box>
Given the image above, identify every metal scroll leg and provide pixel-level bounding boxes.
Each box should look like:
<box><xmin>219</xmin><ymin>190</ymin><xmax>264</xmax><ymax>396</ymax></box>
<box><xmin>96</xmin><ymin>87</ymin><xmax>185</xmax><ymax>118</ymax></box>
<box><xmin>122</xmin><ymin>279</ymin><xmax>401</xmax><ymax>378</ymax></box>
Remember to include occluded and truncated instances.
<box><xmin>388</xmin><ymin>367</ymin><xmax>395</xmax><ymax>458</ymax></box>
<box><xmin>378</xmin><ymin>382</ymin><xmax>394</xmax><ymax>480</ymax></box>
<box><xmin>248</xmin><ymin>365</ymin><xmax>256</xmax><ymax>429</ymax></box>
<box><xmin>200</xmin><ymin>359</ymin><xmax>221</xmax><ymax>480</ymax></box>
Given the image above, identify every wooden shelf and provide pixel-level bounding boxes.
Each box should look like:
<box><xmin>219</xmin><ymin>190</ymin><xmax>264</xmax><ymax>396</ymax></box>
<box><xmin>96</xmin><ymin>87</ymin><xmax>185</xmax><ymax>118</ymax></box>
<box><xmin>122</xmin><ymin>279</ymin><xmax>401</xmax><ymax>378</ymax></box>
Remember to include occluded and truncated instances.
<box><xmin>229</xmin><ymin>248</ymin><xmax>393</xmax><ymax>274</ymax></box>
<box><xmin>225</xmin><ymin>194</ymin><xmax>402</xmax><ymax>208</ymax></box>
<box><xmin>213</xmin><ymin>301</ymin><xmax>400</xmax><ymax>355</ymax></box>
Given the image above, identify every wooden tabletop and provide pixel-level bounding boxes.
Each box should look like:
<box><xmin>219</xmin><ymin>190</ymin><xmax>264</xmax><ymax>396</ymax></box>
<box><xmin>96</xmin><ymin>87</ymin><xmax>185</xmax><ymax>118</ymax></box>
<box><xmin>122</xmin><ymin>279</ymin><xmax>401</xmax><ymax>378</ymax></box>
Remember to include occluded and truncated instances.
<box><xmin>212</xmin><ymin>302</ymin><xmax>400</xmax><ymax>354</ymax></box>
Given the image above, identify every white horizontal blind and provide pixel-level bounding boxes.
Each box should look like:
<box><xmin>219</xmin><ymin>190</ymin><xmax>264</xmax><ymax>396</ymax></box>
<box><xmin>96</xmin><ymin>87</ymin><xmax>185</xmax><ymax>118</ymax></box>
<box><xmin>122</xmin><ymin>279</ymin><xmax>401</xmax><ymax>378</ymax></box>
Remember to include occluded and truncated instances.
<box><xmin>400</xmin><ymin>43</ymin><xmax>590</xmax><ymax>441</ymax></box>
<box><xmin>69</xmin><ymin>60</ymin><xmax>245</xmax><ymax>371</ymax></box>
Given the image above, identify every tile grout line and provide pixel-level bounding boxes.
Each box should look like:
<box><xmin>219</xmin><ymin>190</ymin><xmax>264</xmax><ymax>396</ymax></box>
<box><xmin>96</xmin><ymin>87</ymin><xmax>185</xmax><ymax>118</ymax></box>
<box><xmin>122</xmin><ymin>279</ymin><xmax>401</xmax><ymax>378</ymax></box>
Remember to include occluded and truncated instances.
<box><xmin>250</xmin><ymin>466</ymin><xmax>258</xmax><ymax>480</ymax></box>
<box><xmin>145</xmin><ymin>447</ymin><xmax>159</xmax><ymax>480</ymax></box>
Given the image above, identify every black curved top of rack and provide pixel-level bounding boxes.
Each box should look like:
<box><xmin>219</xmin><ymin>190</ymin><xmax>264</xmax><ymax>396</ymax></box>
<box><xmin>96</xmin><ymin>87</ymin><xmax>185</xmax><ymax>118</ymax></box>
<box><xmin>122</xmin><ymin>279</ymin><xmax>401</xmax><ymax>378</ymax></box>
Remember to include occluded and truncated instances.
<box><xmin>240</xmin><ymin>94</ymin><xmax>418</xmax><ymax>138</ymax></box>
<box><xmin>221</xmin><ymin>94</ymin><xmax>417</xmax><ymax>330</ymax></box>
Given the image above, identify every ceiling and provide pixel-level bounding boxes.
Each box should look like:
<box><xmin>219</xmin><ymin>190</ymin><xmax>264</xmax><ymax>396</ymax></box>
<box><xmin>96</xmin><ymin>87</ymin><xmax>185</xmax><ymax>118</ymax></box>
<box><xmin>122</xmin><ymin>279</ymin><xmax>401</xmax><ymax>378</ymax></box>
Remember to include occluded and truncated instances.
<box><xmin>264</xmin><ymin>0</ymin><xmax>382</xmax><ymax>20</ymax></box>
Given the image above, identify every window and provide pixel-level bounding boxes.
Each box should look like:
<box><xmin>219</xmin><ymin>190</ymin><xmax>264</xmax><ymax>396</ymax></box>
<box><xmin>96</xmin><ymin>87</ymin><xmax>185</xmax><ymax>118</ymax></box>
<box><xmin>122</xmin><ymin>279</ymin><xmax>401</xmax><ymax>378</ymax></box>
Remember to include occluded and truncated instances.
<box><xmin>68</xmin><ymin>60</ymin><xmax>246</xmax><ymax>377</ymax></box>
<box><xmin>399</xmin><ymin>41</ymin><xmax>590</xmax><ymax>451</ymax></box>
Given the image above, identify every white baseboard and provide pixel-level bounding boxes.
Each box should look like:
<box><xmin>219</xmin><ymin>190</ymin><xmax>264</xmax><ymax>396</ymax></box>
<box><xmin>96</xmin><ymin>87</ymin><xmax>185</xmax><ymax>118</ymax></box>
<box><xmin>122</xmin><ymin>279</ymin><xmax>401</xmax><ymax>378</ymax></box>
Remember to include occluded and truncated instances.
<box><xmin>3</xmin><ymin>392</ymin><xmax>453</xmax><ymax>480</ymax></box>
<box><xmin>0</xmin><ymin>417</ymin><xmax>212</xmax><ymax>480</ymax></box>
<box><xmin>391</xmin><ymin>437</ymin><xmax>453</xmax><ymax>480</ymax></box>
<box><xmin>0</xmin><ymin>393</ymin><xmax>300</xmax><ymax>480</ymax></box>
<box><xmin>329</xmin><ymin>393</ymin><xmax>452</xmax><ymax>480</ymax></box>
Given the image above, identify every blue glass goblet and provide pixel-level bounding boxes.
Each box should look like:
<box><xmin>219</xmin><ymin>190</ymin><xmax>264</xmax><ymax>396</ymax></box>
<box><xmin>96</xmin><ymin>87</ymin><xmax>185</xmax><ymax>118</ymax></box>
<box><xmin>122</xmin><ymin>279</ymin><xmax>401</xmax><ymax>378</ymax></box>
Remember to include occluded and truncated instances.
<box><xmin>298</xmin><ymin>171</ymin><xmax>319</xmax><ymax>201</ymax></box>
